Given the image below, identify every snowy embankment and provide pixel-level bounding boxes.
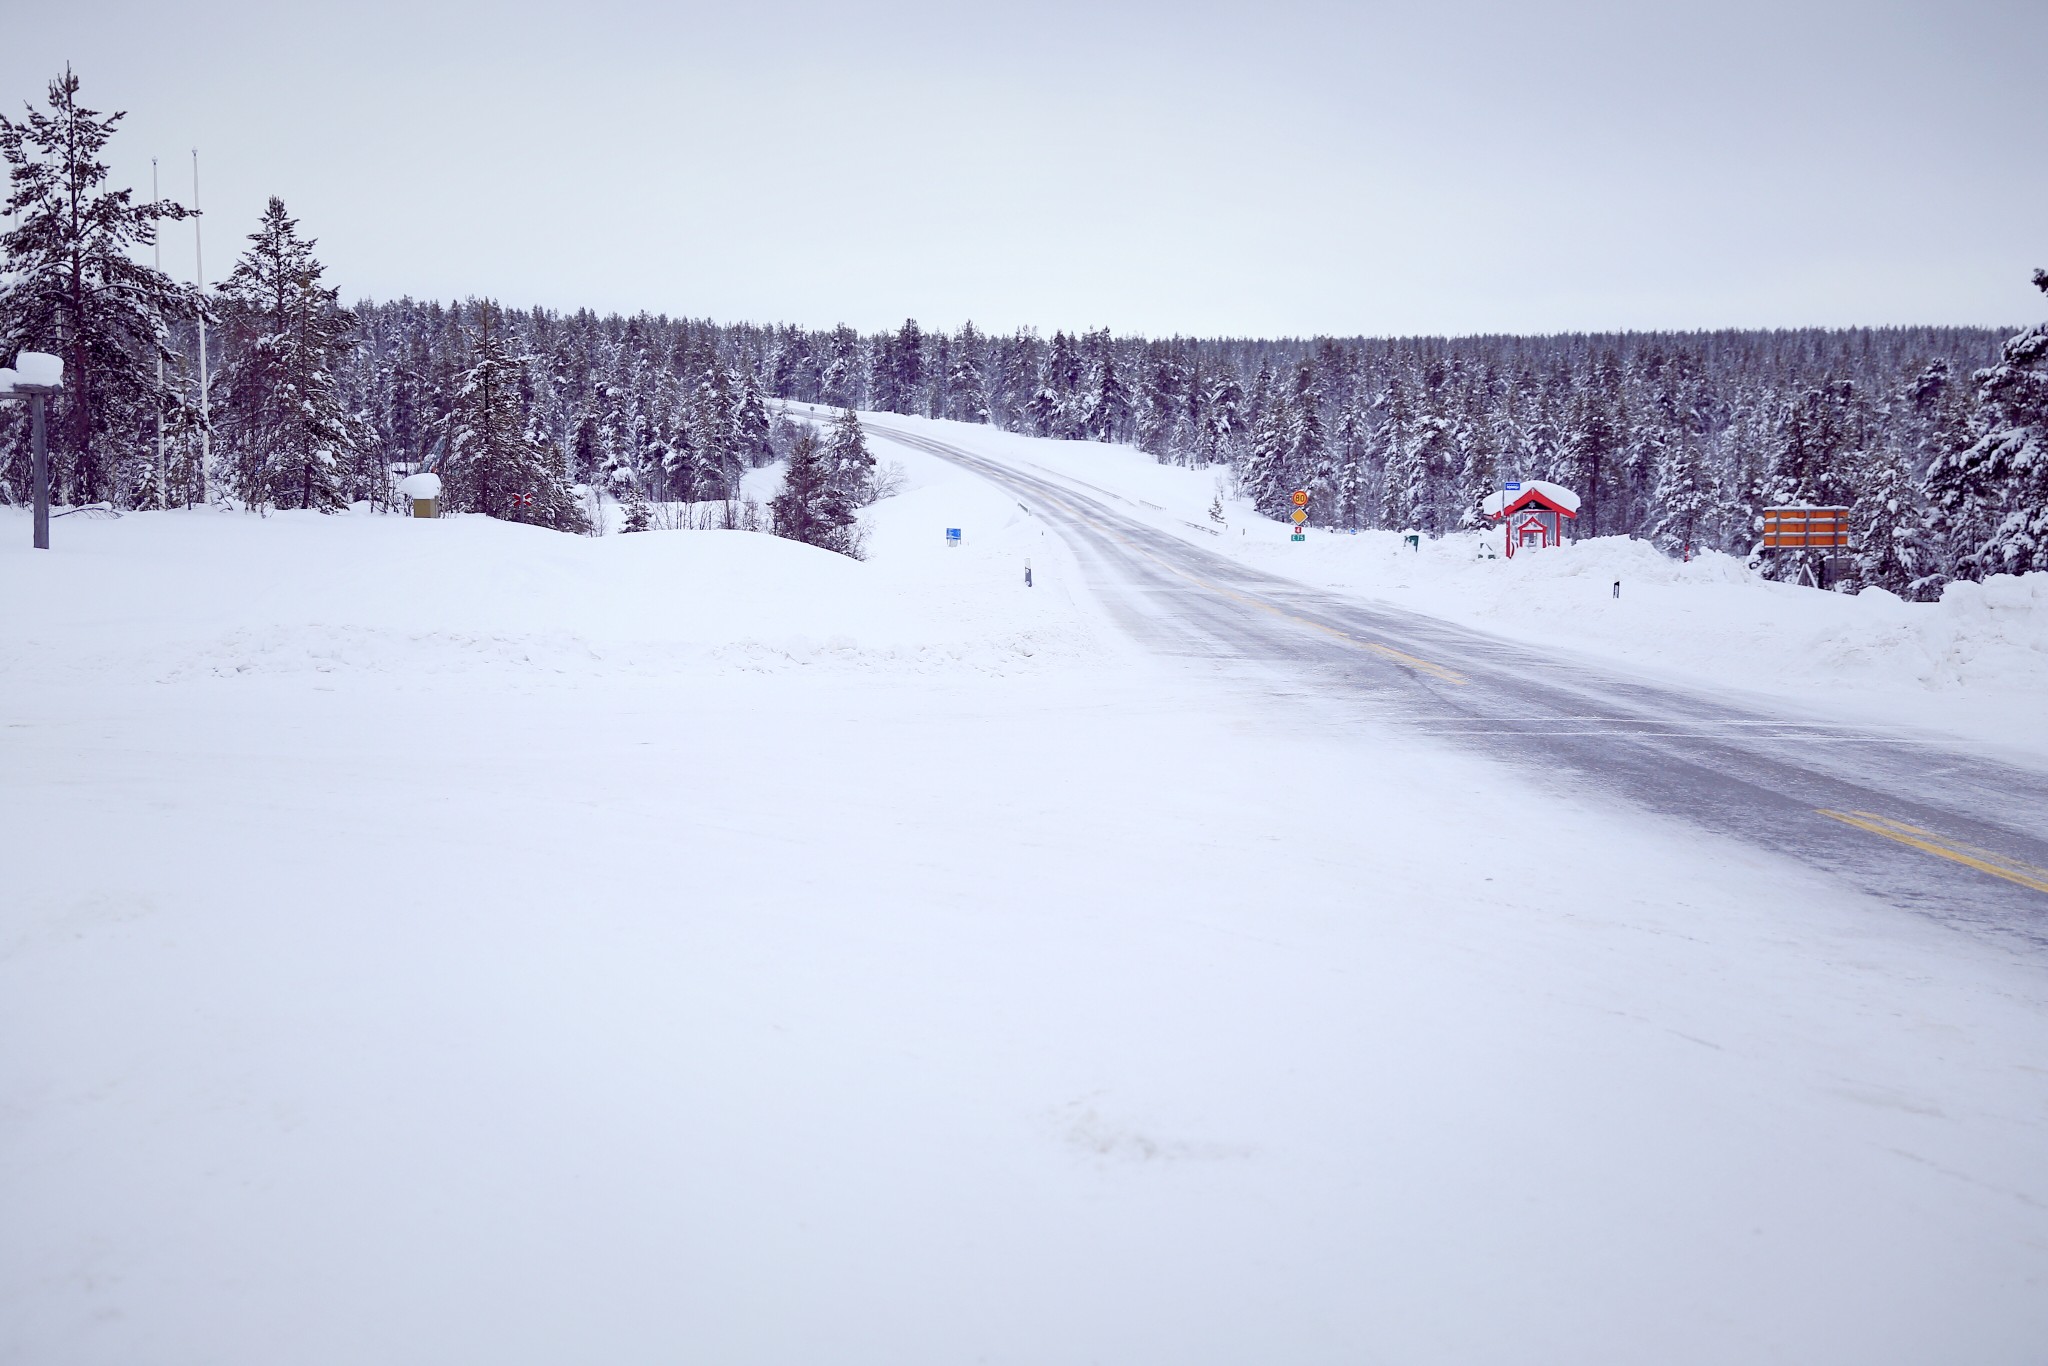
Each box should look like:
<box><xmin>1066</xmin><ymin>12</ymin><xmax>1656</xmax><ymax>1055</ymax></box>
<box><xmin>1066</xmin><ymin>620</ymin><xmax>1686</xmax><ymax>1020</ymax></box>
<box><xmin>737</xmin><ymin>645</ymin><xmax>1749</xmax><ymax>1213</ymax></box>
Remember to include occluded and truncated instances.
<box><xmin>0</xmin><ymin>461</ymin><xmax>1093</xmax><ymax>684</ymax></box>
<box><xmin>4</xmin><ymin>431</ymin><xmax>2048</xmax><ymax>1365</ymax></box>
<box><xmin>851</xmin><ymin>413</ymin><xmax>2048</xmax><ymax>758</ymax></box>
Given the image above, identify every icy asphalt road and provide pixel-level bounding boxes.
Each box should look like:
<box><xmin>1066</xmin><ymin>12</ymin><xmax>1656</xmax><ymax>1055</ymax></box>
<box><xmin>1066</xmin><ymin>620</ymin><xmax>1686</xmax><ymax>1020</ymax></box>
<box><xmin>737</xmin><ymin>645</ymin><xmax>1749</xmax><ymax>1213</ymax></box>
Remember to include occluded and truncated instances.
<box><xmin>867</xmin><ymin>421</ymin><xmax>2048</xmax><ymax>948</ymax></box>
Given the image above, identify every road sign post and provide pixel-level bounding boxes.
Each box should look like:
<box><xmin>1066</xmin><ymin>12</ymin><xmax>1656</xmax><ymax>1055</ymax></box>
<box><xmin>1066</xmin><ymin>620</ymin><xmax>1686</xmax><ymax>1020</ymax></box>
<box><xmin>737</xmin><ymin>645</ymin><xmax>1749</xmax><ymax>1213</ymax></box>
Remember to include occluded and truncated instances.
<box><xmin>1290</xmin><ymin>489</ymin><xmax>1307</xmax><ymax>541</ymax></box>
<box><xmin>29</xmin><ymin>392</ymin><xmax>48</xmax><ymax>550</ymax></box>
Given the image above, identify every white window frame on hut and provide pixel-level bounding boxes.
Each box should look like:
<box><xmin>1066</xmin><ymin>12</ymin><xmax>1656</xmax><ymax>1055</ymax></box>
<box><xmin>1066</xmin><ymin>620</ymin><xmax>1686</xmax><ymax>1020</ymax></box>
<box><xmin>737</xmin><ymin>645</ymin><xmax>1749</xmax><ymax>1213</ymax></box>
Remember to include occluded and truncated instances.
<box><xmin>1483</xmin><ymin>481</ymin><xmax>1580</xmax><ymax>558</ymax></box>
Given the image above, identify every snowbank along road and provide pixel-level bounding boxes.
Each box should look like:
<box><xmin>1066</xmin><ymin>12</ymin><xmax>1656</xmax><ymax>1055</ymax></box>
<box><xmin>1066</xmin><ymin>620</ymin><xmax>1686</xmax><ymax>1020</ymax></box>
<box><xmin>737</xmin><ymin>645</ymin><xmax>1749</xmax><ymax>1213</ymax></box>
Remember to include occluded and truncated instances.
<box><xmin>863</xmin><ymin>421</ymin><xmax>2048</xmax><ymax>947</ymax></box>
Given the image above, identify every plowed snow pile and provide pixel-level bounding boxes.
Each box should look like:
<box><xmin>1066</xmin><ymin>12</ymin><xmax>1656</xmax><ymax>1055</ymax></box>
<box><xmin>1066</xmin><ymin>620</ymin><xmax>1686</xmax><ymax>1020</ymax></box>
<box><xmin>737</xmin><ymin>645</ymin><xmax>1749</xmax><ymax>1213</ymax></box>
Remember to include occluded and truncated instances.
<box><xmin>0</xmin><ymin>466</ymin><xmax>1099</xmax><ymax>684</ymax></box>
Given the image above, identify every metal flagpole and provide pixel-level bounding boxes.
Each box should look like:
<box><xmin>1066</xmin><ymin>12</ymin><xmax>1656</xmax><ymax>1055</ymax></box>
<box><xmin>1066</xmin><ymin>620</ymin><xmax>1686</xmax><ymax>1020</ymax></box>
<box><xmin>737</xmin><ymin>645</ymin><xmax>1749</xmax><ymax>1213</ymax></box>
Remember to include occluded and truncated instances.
<box><xmin>192</xmin><ymin>149</ymin><xmax>210</xmax><ymax>506</ymax></box>
<box><xmin>153</xmin><ymin>157</ymin><xmax>167</xmax><ymax>509</ymax></box>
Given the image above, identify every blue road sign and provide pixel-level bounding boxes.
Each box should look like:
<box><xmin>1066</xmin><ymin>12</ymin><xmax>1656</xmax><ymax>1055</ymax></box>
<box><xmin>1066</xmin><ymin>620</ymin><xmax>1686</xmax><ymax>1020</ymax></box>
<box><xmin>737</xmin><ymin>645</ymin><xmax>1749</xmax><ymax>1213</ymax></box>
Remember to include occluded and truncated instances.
<box><xmin>946</xmin><ymin>528</ymin><xmax>961</xmax><ymax>546</ymax></box>
<box><xmin>1504</xmin><ymin>481</ymin><xmax>1522</xmax><ymax>491</ymax></box>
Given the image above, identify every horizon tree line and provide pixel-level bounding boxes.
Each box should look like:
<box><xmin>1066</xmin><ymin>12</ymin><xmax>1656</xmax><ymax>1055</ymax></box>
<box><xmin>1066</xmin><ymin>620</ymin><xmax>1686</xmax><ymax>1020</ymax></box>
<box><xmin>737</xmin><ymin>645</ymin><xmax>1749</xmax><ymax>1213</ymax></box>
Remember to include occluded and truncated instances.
<box><xmin>3</xmin><ymin>68</ymin><xmax>2043</xmax><ymax>590</ymax></box>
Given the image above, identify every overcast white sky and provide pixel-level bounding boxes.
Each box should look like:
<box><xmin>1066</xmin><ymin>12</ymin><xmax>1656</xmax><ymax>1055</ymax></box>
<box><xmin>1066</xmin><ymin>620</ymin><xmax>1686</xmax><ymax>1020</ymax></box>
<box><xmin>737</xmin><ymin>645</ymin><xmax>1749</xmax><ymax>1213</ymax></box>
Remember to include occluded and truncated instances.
<box><xmin>4</xmin><ymin>0</ymin><xmax>2042</xmax><ymax>337</ymax></box>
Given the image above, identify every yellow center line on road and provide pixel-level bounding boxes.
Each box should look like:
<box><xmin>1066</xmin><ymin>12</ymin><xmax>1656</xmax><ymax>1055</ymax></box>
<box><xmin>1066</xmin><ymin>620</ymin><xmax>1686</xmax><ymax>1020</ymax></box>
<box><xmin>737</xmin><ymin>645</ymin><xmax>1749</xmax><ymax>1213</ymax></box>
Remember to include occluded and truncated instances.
<box><xmin>1817</xmin><ymin>809</ymin><xmax>2048</xmax><ymax>895</ymax></box>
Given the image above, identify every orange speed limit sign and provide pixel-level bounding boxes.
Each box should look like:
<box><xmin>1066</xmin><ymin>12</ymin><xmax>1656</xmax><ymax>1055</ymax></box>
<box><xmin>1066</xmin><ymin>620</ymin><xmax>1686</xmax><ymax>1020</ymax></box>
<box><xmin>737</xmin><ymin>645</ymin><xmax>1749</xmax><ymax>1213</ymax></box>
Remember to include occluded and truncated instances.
<box><xmin>1291</xmin><ymin>490</ymin><xmax>1309</xmax><ymax>507</ymax></box>
<box><xmin>1290</xmin><ymin>509</ymin><xmax>1308</xmax><ymax>523</ymax></box>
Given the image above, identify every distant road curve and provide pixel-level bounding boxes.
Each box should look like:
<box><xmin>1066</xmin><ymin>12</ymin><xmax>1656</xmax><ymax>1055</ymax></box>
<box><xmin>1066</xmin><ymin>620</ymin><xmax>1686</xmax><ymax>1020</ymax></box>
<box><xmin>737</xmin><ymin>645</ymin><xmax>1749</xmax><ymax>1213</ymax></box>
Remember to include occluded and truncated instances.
<box><xmin>861</xmin><ymin>416</ymin><xmax>2048</xmax><ymax>947</ymax></box>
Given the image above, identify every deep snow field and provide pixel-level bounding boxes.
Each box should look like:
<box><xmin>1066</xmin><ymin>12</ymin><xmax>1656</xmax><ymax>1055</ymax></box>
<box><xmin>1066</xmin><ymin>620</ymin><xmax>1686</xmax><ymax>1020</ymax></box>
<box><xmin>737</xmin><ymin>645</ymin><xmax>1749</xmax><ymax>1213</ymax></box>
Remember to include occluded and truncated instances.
<box><xmin>4</xmin><ymin>424</ymin><xmax>2047</xmax><ymax>1366</ymax></box>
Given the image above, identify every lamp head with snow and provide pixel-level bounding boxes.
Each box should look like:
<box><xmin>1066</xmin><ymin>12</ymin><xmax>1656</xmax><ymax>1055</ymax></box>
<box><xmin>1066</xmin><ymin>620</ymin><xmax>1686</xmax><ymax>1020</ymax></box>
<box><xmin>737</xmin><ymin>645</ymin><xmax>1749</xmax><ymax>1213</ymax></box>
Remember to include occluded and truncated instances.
<box><xmin>0</xmin><ymin>351</ymin><xmax>64</xmax><ymax>398</ymax></box>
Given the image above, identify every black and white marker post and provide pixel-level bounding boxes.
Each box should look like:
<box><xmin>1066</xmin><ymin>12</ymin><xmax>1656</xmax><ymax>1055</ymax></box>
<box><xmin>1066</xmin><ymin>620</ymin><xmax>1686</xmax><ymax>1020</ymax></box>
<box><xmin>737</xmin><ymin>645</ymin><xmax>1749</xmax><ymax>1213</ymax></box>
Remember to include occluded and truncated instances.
<box><xmin>0</xmin><ymin>352</ymin><xmax>65</xmax><ymax>550</ymax></box>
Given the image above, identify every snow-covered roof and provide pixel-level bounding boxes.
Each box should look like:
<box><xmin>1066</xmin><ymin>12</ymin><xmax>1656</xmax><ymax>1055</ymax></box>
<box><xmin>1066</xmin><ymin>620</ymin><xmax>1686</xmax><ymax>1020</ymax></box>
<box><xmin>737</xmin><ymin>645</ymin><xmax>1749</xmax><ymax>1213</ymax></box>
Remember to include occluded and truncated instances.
<box><xmin>397</xmin><ymin>472</ymin><xmax>443</xmax><ymax>500</ymax></box>
<box><xmin>1483</xmin><ymin>480</ymin><xmax>1580</xmax><ymax>517</ymax></box>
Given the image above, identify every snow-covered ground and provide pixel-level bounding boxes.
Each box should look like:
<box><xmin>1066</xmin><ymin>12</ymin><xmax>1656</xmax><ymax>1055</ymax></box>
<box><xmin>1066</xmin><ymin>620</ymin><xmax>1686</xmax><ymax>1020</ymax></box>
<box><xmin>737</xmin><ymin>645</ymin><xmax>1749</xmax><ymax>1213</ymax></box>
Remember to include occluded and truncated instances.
<box><xmin>842</xmin><ymin>412</ymin><xmax>2048</xmax><ymax>764</ymax></box>
<box><xmin>4</xmin><ymin>433</ymin><xmax>2047</xmax><ymax>1365</ymax></box>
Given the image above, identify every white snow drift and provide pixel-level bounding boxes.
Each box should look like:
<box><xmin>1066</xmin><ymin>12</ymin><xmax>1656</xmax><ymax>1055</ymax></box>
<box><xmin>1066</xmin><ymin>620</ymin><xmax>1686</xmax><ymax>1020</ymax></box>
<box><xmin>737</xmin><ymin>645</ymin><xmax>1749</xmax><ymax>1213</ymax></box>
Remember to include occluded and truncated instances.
<box><xmin>3</xmin><ymin>422</ymin><xmax>2046</xmax><ymax>1366</ymax></box>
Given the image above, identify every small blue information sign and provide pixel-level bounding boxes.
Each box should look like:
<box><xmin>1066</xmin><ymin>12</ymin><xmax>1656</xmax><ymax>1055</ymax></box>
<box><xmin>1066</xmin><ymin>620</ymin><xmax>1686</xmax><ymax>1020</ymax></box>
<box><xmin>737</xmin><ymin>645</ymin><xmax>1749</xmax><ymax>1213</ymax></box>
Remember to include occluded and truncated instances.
<box><xmin>1504</xmin><ymin>481</ymin><xmax>1522</xmax><ymax>491</ymax></box>
<box><xmin>946</xmin><ymin>528</ymin><xmax>961</xmax><ymax>547</ymax></box>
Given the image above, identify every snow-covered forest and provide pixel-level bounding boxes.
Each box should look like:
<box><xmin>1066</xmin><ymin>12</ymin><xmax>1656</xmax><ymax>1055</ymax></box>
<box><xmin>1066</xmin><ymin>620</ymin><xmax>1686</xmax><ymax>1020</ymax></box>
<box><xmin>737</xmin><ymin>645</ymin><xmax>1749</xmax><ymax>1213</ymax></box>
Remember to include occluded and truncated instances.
<box><xmin>5</xmin><ymin>69</ymin><xmax>2045</xmax><ymax>594</ymax></box>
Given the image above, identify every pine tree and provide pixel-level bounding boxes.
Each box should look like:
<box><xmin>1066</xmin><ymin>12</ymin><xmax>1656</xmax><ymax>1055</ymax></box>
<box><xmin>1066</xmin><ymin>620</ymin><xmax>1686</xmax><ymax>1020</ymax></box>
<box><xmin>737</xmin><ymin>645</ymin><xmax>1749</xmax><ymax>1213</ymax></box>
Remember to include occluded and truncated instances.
<box><xmin>212</xmin><ymin>197</ymin><xmax>363</xmax><ymax>512</ymax></box>
<box><xmin>770</xmin><ymin>429</ymin><xmax>857</xmax><ymax>555</ymax></box>
<box><xmin>0</xmin><ymin>67</ymin><xmax>198</xmax><ymax>505</ymax></box>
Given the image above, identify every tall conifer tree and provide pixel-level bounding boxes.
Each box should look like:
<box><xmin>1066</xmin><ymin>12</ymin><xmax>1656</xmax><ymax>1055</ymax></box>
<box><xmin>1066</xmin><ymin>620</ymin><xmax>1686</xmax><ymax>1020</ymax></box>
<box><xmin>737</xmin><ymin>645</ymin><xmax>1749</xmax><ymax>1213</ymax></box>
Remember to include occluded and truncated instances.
<box><xmin>213</xmin><ymin>198</ymin><xmax>363</xmax><ymax>511</ymax></box>
<box><xmin>0</xmin><ymin>67</ymin><xmax>198</xmax><ymax>504</ymax></box>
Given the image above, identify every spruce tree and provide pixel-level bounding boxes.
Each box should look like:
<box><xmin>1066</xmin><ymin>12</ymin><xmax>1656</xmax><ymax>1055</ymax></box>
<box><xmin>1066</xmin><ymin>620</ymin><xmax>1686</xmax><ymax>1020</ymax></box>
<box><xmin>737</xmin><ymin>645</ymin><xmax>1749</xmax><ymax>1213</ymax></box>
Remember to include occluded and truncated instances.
<box><xmin>1082</xmin><ymin>352</ymin><xmax>1134</xmax><ymax>442</ymax></box>
<box><xmin>1202</xmin><ymin>369</ymin><xmax>1244</xmax><ymax>465</ymax></box>
<box><xmin>1378</xmin><ymin>375</ymin><xmax>1420</xmax><ymax>530</ymax></box>
<box><xmin>442</xmin><ymin>303</ymin><xmax>585</xmax><ymax>532</ymax></box>
<box><xmin>0</xmin><ymin>67</ymin><xmax>198</xmax><ymax>505</ymax></box>
<box><xmin>770</xmin><ymin>429</ymin><xmax>857</xmax><ymax>554</ymax></box>
<box><xmin>1286</xmin><ymin>363</ymin><xmax>1329</xmax><ymax>518</ymax></box>
<box><xmin>213</xmin><ymin>197</ymin><xmax>363</xmax><ymax>512</ymax></box>
<box><xmin>1042</xmin><ymin>331</ymin><xmax>1082</xmax><ymax>436</ymax></box>
<box><xmin>733</xmin><ymin>369</ymin><xmax>774</xmax><ymax>466</ymax></box>
<box><xmin>687</xmin><ymin>363</ymin><xmax>741</xmax><ymax>496</ymax></box>
<box><xmin>1761</xmin><ymin>380</ymin><xmax>1864</xmax><ymax>583</ymax></box>
<box><xmin>824</xmin><ymin>406</ymin><xmax>875</xmax><ymax>506</ymax></box>
<box><xmin>1331</xmin><ymin>394</ymin><xmax>1371</xmax><ymax>530</ymax></box>
<box><xmin>1948</xmin><ymin>271</ymin><xmax>2048</xmax><ymax>574</ymax></box>
<box><xmin>620</xmin><ymin>480</ymin><xmax>651</xmax><ymax>533</ymax></box>
<box><xmin>948</xmin><ymin>324</ymin><xmax>991</xmax><ymax>425</ymax></box>
<box><xmin>1646</xmin><ymin>429</ymin><xmax>1715</xmax><ymax>556</ymax></box>
<box><xmin>1241</xmin><ymin>396</ymin><xmax>1294</xmax><ymax>517</ymax></box>
<box><xmin>1847</xmin><ymin>439</ymin><xmax>1928</xmax><ymax>595</ymax></box>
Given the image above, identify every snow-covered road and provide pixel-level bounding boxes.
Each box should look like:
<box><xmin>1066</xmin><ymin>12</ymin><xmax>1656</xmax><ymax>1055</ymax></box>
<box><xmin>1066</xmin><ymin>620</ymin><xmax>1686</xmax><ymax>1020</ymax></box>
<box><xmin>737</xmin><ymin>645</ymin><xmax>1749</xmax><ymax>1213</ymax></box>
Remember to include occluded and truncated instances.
<box><xmin>865</xmin><ymin>419</ymin><xmax>2048</xmax><ymax>946</ymax></box>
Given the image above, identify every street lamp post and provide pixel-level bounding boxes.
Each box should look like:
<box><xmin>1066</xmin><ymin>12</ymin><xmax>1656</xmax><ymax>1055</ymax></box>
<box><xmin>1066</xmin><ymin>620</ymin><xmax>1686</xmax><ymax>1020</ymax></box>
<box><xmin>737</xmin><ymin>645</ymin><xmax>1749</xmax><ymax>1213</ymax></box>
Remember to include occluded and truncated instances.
<box><xmin>1</xmin><ymin>351</ymin><xmax>67</xmax><ymax>550</ymax></box>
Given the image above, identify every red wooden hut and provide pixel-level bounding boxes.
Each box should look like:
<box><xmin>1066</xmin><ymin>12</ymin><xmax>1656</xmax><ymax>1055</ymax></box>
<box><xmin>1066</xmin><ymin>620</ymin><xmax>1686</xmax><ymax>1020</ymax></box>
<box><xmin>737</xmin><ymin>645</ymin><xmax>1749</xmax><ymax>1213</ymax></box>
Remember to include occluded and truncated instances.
<box><xmin>1483</xmin><ymin>481</ymin><xmax>1580</xmax><ymax>558</ymax></box>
